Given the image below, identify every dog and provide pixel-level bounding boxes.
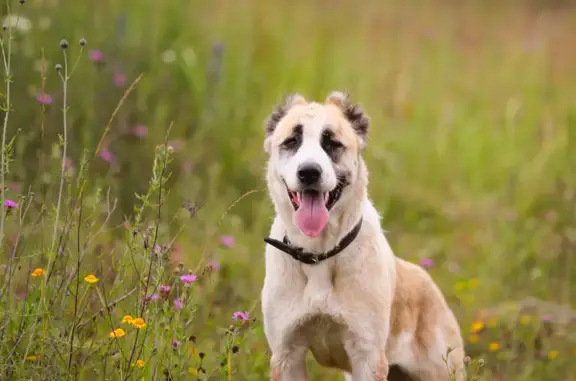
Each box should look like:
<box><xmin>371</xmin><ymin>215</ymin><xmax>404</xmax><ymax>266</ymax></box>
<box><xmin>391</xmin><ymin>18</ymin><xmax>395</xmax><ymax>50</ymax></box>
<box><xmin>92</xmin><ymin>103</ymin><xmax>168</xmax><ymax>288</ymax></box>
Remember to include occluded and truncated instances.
<box><xmin>260</xmin><ymin>91</ymin><xmax>466</xmax><ymax>381</ymax></box>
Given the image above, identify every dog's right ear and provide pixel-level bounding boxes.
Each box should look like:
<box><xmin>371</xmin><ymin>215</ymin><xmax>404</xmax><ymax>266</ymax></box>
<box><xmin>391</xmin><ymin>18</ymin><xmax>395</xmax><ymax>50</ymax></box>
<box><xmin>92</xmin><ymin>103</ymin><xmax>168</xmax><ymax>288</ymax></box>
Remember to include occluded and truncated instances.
<box><xmin>264</xmin><ymin>93</ymin><xmax>306</xmax><ymax>153</ymax></box>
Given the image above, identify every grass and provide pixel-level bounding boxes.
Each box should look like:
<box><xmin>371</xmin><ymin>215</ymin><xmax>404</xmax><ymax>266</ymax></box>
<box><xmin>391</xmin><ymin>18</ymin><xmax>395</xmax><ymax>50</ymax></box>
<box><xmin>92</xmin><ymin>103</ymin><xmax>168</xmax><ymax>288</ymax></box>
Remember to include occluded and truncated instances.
<box><xmin>1</xmin><ymin>0</ymin><xmax>576</xmax><ymax>379</ymax></box>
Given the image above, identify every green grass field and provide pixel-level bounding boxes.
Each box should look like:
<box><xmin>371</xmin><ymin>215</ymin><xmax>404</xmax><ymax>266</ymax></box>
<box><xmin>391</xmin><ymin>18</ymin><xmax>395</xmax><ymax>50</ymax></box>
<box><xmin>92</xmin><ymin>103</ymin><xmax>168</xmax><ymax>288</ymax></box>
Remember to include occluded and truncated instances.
<box><xmin>1</xmin><ymin>0</ymin><xmax>576</xmax><ymax>379</ymax></box>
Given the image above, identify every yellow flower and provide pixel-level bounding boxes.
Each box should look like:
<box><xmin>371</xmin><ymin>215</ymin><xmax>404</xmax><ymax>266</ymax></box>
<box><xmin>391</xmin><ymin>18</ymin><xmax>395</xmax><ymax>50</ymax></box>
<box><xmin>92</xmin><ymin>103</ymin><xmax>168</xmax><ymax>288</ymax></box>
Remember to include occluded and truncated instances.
<box><xmin>188</xmin><ymin>368</ymin><xmax>199</xmax><ymax>375</ymax></box>
<box><xmin>468</xmin><ymin>278</ymin><xmax>479</xmax><ymax>289</ymax></box>
<box><xmin>84</xmin><ymin>274</ymin><xmax>99</xmax><ymax>284</ymax></box>
<box><xmin>133</xmin><ymin>359</ymin><xmax>145</xmax><ymax>368</ymax></box>
<box><xmin>122</xmin><ymin>315</ymin><xmax>134</xmax><ymax>324</ymax></box>
<box><xmin>470</xmin><ymin>321</ymin><xmax>485</xmax><ymax>333</ymax></box>
<box><xmin>489</xmin><ymin>342</ymin><xmax>500</xmax><ymax>352</ymax></box>
<box><xmin>520</xmin><ymin>315</ymin><xmax>531</xmax><ymax>325</ymax></box>
<box><xmin>109</xmin><ymin>328</ymin><xmax>126</xmax><ymax>338</ymax></box>
<box><xmin>547</xmin><ymin>350</ymin><xmax>559</xmax><ymax>360</ymax></box>
<box><xmin>468</xmin><ymin>334</ymin><xmax>480</xmax><ymax>344</ymax></box>
<box><xmin>31</xmin><ymin>268</ymin><xmax>46</xmax><ymax>277</ymax></box>
<box><xmin>25</xmin><ymin>355</ymin><xmax>38</xmax><ymax>361</ymax></box>
<box><xmin>131</xmin><ymin>318</ymin><xmax>147</xmax><ymax>329</ymax></box>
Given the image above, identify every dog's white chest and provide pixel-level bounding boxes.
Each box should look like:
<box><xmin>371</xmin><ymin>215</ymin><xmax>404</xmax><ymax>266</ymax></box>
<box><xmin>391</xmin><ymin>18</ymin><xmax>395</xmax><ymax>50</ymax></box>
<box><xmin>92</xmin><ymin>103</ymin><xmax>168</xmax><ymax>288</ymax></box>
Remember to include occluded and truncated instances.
<box><xmin>301</xmin><ymin>262</ymin><xmax>335</xmax><ymax>312</ymax></box>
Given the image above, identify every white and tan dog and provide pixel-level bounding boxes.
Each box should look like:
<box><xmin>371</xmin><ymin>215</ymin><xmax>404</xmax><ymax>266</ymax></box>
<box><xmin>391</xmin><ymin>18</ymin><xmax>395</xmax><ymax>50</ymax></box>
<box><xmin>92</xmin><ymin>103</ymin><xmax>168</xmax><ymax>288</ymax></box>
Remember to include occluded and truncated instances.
<box><xmin>261</xmin><ymin>91</ymin><xmax>465</xmax><ymax>381</ymax></box>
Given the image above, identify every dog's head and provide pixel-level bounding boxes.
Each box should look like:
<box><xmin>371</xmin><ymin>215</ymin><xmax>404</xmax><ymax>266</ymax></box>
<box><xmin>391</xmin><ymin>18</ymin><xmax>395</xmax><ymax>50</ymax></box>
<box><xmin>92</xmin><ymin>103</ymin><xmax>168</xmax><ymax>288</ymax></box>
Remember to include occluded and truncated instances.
<box><xmin>264</xmin><ymin>91</ymin><xmax>370</xmax><ymax>238</ymax></box>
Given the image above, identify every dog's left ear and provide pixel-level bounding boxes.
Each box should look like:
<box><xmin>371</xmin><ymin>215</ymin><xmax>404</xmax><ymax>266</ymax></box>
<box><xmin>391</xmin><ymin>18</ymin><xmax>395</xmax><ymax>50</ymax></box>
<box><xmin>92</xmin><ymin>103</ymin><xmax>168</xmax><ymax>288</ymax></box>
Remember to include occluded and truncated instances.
<box><xmin>326</xmin><ymin>91</ymin><xmax>370</xmax><ymax>149</ymax></box>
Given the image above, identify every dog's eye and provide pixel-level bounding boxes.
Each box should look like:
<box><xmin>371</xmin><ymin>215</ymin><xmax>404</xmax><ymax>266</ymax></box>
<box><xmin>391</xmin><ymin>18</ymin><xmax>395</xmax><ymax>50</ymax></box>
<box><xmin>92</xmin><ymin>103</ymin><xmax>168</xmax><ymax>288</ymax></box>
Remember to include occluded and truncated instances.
<box><xmin>281</xmin><ymin>136</ymin><xmax>300</xmax><ymax>150</ymax></box>
<box><xmin>321</xmin><ymin>133</ymin><xmax>344</xmax><ymax>151</ymax></box>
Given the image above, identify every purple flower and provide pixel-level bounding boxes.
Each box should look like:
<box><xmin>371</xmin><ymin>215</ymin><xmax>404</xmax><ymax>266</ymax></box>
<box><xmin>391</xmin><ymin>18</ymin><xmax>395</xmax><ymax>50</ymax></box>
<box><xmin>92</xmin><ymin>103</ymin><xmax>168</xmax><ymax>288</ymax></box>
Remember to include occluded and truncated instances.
<box><xmin>36</xmin><ymin>93</ymin><xmax>53</xmax><ymax>105</ymax></box>
<box><xmin>133</xmin><ymin>124</ymin><xmax>148</xmax><ymax>138</ymax></box>
<box><xmin>220</xmin><ymin>235</ymin><xmax>235</xmax><ymax>248</ymax></box>
<box><xmin>144</xmin><ymin>293</ymin><xmax>160</xmax><ymax>303</ymax></box>
<box><xmin>419</xmin><ymin>258</ymin><xmax>434</xmax><ymax>268</ymax></box>
<box><xmin>88</xmin><ymin>49</ymin><xmax>104</xmax><ymax>62</ymax></box>
<box><xmin>173</xmin><ymin>299</ymin><xmax>183</xmax><ymax>311</ymax></box>
<box><xmin>232</xmin><ymin>311</ymin><xmax>250</xmax><ymax>322</ymax></box>
<box><xmin>207</xmin><ymin>260</ymin><xmax>220</xmax><ymax>271</ymax></box>
<box><xmin>179</xmin><ymin>274</ymin><xmax>198</xmax><ymax>284</ymax></box>
<box><xmin>113</xmin><ymin>72</ymin><xmax>126</xmax><ymax>87</ymax></box>
<box><xmin>100</xmin><ymin>149</ymin><xmax>114</xmax><ymax>163</ymax></box>
<box><xmin>4</xmin><ymin>199</ymin><xmax>18</xmax><ymax>209</ymax></box>
<box><xmin>159</xmin><ymin>285</ymin><xmax>171</xmax><ymax>294</ymax></box>
<box><xmin>171</xmin><ymin>339</ymin><xmax>180</xmax><ymax>349</ymax></box>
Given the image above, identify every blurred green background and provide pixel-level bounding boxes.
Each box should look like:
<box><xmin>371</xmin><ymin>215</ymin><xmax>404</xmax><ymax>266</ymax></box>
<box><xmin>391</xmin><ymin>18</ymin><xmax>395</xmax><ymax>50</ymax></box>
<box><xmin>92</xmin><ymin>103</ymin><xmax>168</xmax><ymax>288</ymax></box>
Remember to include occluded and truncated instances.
<box><xmin>2</xmin><ymin>0</ymin><xmax>576</xmax><ymax>379</ymax></box>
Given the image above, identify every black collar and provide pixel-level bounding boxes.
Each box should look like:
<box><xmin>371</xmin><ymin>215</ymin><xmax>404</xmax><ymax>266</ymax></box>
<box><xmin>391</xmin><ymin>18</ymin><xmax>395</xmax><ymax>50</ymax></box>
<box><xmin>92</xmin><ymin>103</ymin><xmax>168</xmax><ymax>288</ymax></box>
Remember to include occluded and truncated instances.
<box><xmin>263</xmin><ymin>218</ymin><xmax>363</xmax><ymax>265</ymax></box>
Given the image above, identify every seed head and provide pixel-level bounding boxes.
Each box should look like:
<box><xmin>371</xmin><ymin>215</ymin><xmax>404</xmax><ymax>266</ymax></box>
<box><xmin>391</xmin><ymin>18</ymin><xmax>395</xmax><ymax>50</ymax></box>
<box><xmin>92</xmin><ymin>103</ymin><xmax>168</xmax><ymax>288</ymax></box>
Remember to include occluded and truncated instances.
<box><xmin>198</xmin><ymin>352</ymin><xmax>205</xmax><ymax>359</ymax></box>
<box><xmin>19</xmin><ymin>0</ymin><xmax>25</xmax><ymax>4</ymax></box>
<box><xmin>2</xmin><ymin>25</ymin><xmax>7</xmax><ymax>32</ymax></box>
<box><xmin>60</xmin><ymin>39</ymin><xmax>69</xmax><ymax>49</ymax></box>
<box><xmin>79</xmin><ymin>38</ymin><xmax>87</xmax><ymax>47</ymax></box>
<box><xmin>232</xmin><ymin>345</ymin><xmax>239</xmax><ymax>354</ymax></box>
<box><xmin>55</xmin><ymin>64</ymin><xmax>62</xmax><ymax>72</ymax></box>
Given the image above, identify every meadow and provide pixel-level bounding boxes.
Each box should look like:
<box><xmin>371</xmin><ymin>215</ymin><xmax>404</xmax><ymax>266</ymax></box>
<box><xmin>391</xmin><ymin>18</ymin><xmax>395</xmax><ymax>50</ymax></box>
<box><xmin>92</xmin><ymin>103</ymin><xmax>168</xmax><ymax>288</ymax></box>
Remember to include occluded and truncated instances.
<box><xmin>1</xmin><ymin>0</ymin><xmax>576</xmax><ymax>379</ymax></box>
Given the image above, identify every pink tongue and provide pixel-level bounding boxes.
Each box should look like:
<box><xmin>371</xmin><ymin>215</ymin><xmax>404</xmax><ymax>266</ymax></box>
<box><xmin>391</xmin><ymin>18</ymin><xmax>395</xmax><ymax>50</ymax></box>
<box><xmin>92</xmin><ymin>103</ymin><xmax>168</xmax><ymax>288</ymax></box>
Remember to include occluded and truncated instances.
<box><xmin>295</xmin><ymin>192</ymin><xmax>329</xmax><ymax>237</ymax></box>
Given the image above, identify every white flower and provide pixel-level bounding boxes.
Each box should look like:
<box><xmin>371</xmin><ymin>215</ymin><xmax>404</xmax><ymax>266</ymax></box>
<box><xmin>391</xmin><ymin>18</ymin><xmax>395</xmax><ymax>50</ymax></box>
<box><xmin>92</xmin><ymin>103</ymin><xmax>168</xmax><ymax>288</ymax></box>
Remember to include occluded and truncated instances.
<box><xmin>2</xmin><ymin>15</ymin><xmax>32</xmax><ymax>33</ymax></box>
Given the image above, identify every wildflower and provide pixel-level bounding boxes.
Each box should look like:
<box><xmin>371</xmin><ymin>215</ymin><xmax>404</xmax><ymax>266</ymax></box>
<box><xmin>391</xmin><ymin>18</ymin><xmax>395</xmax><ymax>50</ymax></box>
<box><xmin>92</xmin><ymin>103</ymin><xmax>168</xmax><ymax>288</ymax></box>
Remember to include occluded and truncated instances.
<box><xmin>84</xmin><ymin>274</ymin><xmax>99</xmax><ymax>284</ymax></box>
<box><xmin>207</xmin><ymin>260</ymin><xmax>220</xmax><ymax>271</ymax></box>
<box><xmin>419</xmin><ymin>258</ymin><xmax>434</xmax><ymax>268</ymax></box>
<box><xmin>172</xmin><ymin>339</ymin><xmax>180</xmax><ymax>349</ymax></box>
<box><xmin>31</xmin><ymin>268</ymin><xmax>46</xmax><ymax>277</ymax></box>
<box><xmin>109</xmin><ymin>328</ymin><xmax>126</xmax><ymax>338</ymax></box>
<box><xmin>36</xmin><ymin>93</ymin><xmax>53</xmax><ymax>105</ymax></box>
<box><xmin>131</xmin><ymin>317</ymin><xmax>147</xmax><ymax>329</ymax></box>
<box><xmin>180</xmin><ymin>274</ymin><xmax>198</xmax><ymax>284</ymax></box>
<box><xmin>25</xmin><ymin>355</ymin><xmax>38</xmax><ymax>361</ymax></box>
<box><xmin>547</xmin><ymin>350</ymin><xmax>559</xmax><ymax>360</ymax></box>
<box><xmin>188</xmin><ymin>368</ymin><xmax>199</xmax><ymax>375</ymax></box>
<box><xmin>144</xmin><ymin>294</ymin><xmax>160</xmax><ymax>303</ymax></box>
<box><xmin>173</xmin><ymin>299</ymin><xmax>183</xmax><ymax>311</ymax></box>
<box><xmin>159</xmin><ymin>285</ymin><xmax>171</xmax><ymax>293</ymax></box>
<box><xmin>468</xmin><ymin>278</ymin><xmax>479</xmax><ymax>289</ymax></box>
<box><xmin>220</xmin><ymin>235</ymin><xmax>235</xmax><ymax>248</ymax></box>
<box><xmin>541</xmin><ymin>313</ymin><xmax>552</xmax><ymax>322</ymax></box>
<box><xmin>470</xmin><ymin>321</ymin><xmax>484</xmax><ymax>333</ymax></box>
<box><xmin>100</xmin><ymin>149</ymin><xmax>114</xmax><ymax>163</ymax></box>
<box><xmin>133</xmin><ymin>359</ymin><xmax>145</xmax><ymax>368</ymax></box>
<box><xmin>233</xmin><ymin>311</ymin><xmax>250</xmax><ymax>322</ymax></box>
<box><xmin>489</xmin><ymin>342</ymin><xmax>500</xmax><ymax>352</ymax></box>
<box><xmin>121</xmin><ymin>315</ymin><xmax>134</xmax><ymax>324</ymax></box>
<box><xmin>519</xmin><ymin>315</ymin><xmax>531</xmax><ymax>325</ymax></box>
<box><xmin>4</xmin><ymin>199</ymin><xmax>18</xmax><ymax>209</ymax></box>
<box><xmin>134</xmin><ymin>124</ymin><xmax>148</xmax><ymax>138</ymax></box>
<box><xmin>113</xmin><ymin>72</ymin><xmax>126</xmax><ymax>87</ymax></box>
<box><xmin>88</xmin><ymin>49</ymin><xmax>104</xmax><ymax>63</ymax></box>
<box><xmin>468</xmin><ymin>334</ymin><xmax>480</xmax><ymax>344</ymax></box>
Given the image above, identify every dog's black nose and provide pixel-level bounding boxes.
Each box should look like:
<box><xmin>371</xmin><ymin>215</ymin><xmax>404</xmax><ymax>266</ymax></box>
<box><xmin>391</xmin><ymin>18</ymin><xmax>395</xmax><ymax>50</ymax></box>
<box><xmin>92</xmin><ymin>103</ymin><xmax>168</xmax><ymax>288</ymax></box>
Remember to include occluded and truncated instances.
<box><xmin>297</xmin><ymin>163</ymin><xmax>322</xmax><ymax>185</ymax></box>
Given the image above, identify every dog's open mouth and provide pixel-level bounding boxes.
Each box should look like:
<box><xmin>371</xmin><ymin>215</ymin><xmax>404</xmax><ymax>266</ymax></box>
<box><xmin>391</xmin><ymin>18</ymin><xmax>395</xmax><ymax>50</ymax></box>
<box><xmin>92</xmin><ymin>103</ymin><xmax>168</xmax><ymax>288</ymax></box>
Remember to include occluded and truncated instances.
<box><xmin>284</xmin><ymin>180</ymin><xmax>346</xmax><ymax>237</ymax></box>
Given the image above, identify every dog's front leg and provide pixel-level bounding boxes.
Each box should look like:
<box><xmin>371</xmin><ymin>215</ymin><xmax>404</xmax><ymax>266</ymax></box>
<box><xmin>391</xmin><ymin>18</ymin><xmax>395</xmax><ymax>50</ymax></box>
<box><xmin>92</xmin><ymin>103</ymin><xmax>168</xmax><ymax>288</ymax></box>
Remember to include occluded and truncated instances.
<box><xmin>345</xmin><ymin>339</ymin><xmax>389</xmax><ymax>381</ymax></box>
<box><xmin>270</xmin><ymin>346</ymin><xmax>308</xmax><ymax>381</ymax></box>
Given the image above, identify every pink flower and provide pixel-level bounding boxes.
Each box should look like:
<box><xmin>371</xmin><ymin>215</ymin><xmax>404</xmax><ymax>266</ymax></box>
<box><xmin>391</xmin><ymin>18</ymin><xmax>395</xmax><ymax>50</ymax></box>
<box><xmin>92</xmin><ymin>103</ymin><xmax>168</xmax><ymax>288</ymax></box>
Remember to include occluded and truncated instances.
<box><xmin>159</xmin><ymin>285</ymin><xmax>171</xmax><ymax>294</ymax></box>
<box><xmin>207</xmin><ymin>260</ymin><xmax>220</xmax><ymax>271</ymax></box>
<box><xmin>133</xmin><ymin>125</ymin><xmax>148</xmax><ymax>138</ymax></box>
<box><xmin>541</xmin><ymin>313</ymin><xmax>552</xmax><ymax>322</ymax></box>
<box><xmin>113</xmin><ymin>72</ymin><xmax>126</xmax><ymax>87</ymax></box>
<box><xmin>232</xmin><ymin>311</ymin><xmax>250</xmax><ymax>322</ymax></box>
<box><xmin>100</xmin><ymin>149</ymin><xmax>114</xmax><ymax>163</ymax></box>
<box><xmin>144</xmin><ymin>293</ymin><xmax>160</xmax><ymax>303</ymax></box>
<box><xmin>220</xmin><ymin>235</ymin><xmax>235</xmax><ymax>248</ymax></box>
<box><xmin>36</xmin><ymin>93</ymin><xmax>53</xmax><ymax>105</ymax></box>
<box><xmin>4</xmin><ymin>199</ymin><xmax>18</xmax><ymax>209</ymax></box>
<box><xmin>419</xmin><ymin>258</ymin><xmax>434</xmax><ymax>268</ymax></box>
<box><xmin>171</xmin><ymin>339</ymin><xmax>180</xmax><ymax>349</ymax></box>
<box><xmin>173</xmin><ymin>299</ymin><xmax>183</xmax><ymax>311</ymax></box>
<box><xmin>179</xmin><ymin>274</ymin><xmax>198</xmax><ymax>284</ymax></box>
<box><xmin>88</xmin><ymin>49</ymin><xmax>104</xmax><ymax>62</ymax></box>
